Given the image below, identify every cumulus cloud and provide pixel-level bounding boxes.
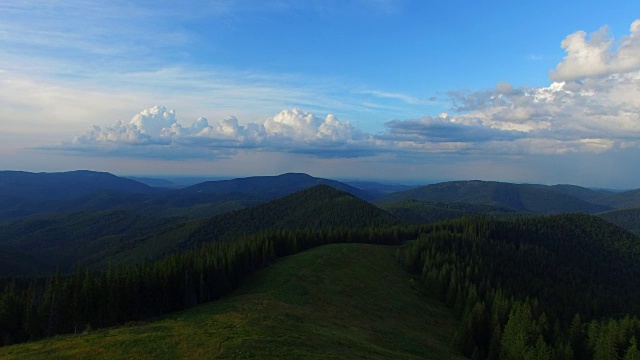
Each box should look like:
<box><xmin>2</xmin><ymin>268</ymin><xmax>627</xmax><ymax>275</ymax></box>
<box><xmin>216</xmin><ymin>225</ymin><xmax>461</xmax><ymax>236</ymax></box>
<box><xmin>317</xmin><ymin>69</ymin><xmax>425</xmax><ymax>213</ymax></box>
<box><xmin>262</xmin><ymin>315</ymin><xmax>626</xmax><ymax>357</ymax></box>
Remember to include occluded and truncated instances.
<box><xmin>62</xmin><ymin>106</ymin><xmax>373</xmax><ymax>158</ymax></box>
<box><xmin>550</xmin><ymin>19</ymin><xmax>640</xmax><ymax>81</ymax></box>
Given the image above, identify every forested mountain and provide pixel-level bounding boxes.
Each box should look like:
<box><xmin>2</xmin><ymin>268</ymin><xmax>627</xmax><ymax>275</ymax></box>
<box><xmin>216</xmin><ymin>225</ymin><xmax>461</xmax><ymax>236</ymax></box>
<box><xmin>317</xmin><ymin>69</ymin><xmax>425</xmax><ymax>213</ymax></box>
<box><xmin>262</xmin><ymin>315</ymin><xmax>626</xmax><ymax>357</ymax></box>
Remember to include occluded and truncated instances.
<box><xmin>0</xmin><ymin>184</ymin><xmax>400</xmax><ymax>275</ymax></box>
<box><xmin>183</xmin><ymin>172</ymin><xmax>375</xmax><ymax>201</ymax></box>
<box><xmin>125</xmin><ymin>176</ymin><xmax>177</xmax><ymax>187</ymax></box>
<box><xmin>547</xmin><ymin>184</ymin><xmax>613</xmax><ymax>202</ymax></box>
<box><xmin>594</xmin><ymin>189</ymin><xmax>640</xmax><ymax>209</ymax></box>
<box><xmin>0</xmin><ymin>210</ymin><xmax>186</xmax><ymax>275</ymax></box>
<box><xmin>0</xmin><ymin>245</ymin><xmax>51</xmax><ymax>276</ymax></box>
<box><xmin>4</xmin><ymin>208</ymin><xmax>640</xmax><ymax>359</ymax></box>
<box><xmin>0</xmin><ymin>171</ymin><xmax>379</xmax><ymax>222</ymax></box>
<box><xmin>0</xmin><ymin>170</ymin><xmax>155</xmax><ymax>200</ymax></box>
<box><xmin>0</xmin><ymin>171</ymin><xmax>155</xmax><ymax>221</ymax></box>
<box><xmin>345</xmin><ymin>180</ymin><xmax>416</xmax><ymax>195</ymax></box>
<box><xmin>598</xmin><ymin>207</ymin><xmax>640</xmax><ymax>235</ymax></box>
<box><xmin>400</xmin><ymin>214</ymin><xmax>640</xmax><ymax>359</ymax></box>
<box><xmin>380</xmin><ymin>199</ymin><xmax>521</xmax><ymax>224</ymax></box>
<box><xmin>98</xmin><ymin>185</ymin><xmax>399</xmax><ymax>266</ymax></box>
<box><xmin>377</xmin><ymin>180</ymin><xmax>613</xmax><ymax>214</ymax></box>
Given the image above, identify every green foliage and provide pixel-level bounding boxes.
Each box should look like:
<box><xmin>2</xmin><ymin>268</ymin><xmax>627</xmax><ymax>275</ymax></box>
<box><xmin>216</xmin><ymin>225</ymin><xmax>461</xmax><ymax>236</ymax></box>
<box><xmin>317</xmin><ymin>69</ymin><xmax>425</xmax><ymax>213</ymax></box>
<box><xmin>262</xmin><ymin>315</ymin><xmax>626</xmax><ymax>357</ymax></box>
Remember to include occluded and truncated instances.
<box><xmin>399</xmin><ymin>214</ymin><xmax>640</xmax><ymax>359</ymax></box>
<box><xmin>0</xmin><ymin>220</ymin><xmax>418</xmax><ymax>347</ymax></box>
<box><xmin>99</xmin><ymin>185</ymin><xmax>400</xmax><ymax>265</ymax></box>
<box><xmin>0</xmin><ymin>210</ymin><xmax>186</xmax><ymax>274</ymax></box>
<box><xmin>0</xmin><ymin>244</ymin><xmax>464</xmax><ymax>359</ymax></box>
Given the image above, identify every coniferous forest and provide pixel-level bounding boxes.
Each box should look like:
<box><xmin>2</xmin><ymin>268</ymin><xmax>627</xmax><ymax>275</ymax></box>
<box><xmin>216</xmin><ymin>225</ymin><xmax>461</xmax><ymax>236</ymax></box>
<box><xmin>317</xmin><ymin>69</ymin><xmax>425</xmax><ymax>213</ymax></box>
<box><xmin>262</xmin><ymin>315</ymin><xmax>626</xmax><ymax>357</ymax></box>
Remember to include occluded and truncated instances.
<box><xmin>399</xmin><ymin>215</ymin><xmax>640</xmax><ymax>359</ymax></box>
<box><xmin>2</xmin><ymin>172</ymin><xmax>640</xmax><ymax>359</ymax></box>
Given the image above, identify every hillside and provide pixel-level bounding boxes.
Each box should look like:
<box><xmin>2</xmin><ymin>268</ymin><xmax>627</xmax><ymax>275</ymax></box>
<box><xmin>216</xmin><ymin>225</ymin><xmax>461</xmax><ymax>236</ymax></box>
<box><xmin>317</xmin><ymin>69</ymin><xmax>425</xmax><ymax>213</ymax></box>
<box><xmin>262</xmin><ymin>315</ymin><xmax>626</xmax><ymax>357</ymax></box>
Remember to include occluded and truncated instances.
<box><xmin>547</xmin><ymin>184</ymin><xmax>613</xmax><ymax>202</ymax></box>
<box><xmin>0</xmin><ymin>244</ymin><xmax>463</xmax><ymax>359</ymax></box>
<box><xmin>594</xmin><ymin>189</ymin><xmax>640</xmax><ymax>209</ymax></box>
<box><xmin>87</xmin><ymin>185</ymin><xmax>400</xmax><ymax>267</ymax></box>
<box><xmin>0</xmin><ymin>245</ymin><xmax>51</xmax><ymax>276</ymax></box>
<box><xmin>379</xmin><ymin>199</ymin><xmax>522</xmax><ymax>224</ymax></box>
<box><xmin>0</xmin><ymin>170</ymin><xmax>154</xmax><ymax>201</ymax></box>
<box><xmin>0</xmin><ymin>171</ymin><xmax>384</xmax><ymax>222</ymax></box>
<box><xmin>400</xmin><ymin>214</ymin><xmax>640</xmax><ymax>358</ymax></box>
<box><xmin>0</xmin><ymin>210</ymin><xmax>186</xmax><ymax>274</ymax></box>
<box><xmin>598</xmin><ymin>207</ymin><xmax>640</xmax><ymax>235</ymax></box>
<box><xmin>183</xmin><ymin>172</ymin><xmax>375</xmax><ymax>201</ymax></box>
<box><xmin>378</xmin><ymin>180</ymin><xmax>612</xmax><ymax>214</ymax></box>
<box><xmin>0</xmin><ymin>170</ymin><xmax>155</xmax><ymax>221</ymax></box>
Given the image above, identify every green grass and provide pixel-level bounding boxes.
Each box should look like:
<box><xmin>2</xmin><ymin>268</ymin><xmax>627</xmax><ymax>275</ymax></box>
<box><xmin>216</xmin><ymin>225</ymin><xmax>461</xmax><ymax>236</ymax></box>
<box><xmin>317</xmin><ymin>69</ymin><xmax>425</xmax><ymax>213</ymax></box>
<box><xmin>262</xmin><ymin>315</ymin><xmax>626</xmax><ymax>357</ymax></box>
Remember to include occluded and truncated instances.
<box><xmin>0</xmin><ymin>243</ymin><xmax>463</xmax><ymax>359</ymax></box>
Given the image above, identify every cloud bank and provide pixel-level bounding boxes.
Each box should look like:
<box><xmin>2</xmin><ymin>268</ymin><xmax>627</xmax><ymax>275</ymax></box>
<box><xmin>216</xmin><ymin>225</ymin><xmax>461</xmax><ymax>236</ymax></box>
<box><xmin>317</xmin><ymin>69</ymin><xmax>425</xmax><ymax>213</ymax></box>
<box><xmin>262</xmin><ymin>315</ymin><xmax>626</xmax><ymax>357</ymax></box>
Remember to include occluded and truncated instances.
<box><xmin>64</xmin><ymin>106</ymin><xmax>373</xmax><ymax>159</ymax></box>
<box><xmin>54</xmin><ymin>19</ymin><xmax>640</xmax><ymax>161</ymax></box>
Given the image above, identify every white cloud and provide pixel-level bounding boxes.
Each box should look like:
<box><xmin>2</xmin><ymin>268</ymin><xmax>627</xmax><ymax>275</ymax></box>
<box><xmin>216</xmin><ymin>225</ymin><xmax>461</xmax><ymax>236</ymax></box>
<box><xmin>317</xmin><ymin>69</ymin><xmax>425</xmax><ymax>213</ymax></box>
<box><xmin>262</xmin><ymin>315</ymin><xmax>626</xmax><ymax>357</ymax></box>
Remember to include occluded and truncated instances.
<box><xmin>61</xmin><ymin>106</ymin><xmax>373</xmax><ymax>159</ymax></box>
<box><xmin>550</xmin><ymin>19</ymin><xmax>640</xmax><ymax>81</ymax></box>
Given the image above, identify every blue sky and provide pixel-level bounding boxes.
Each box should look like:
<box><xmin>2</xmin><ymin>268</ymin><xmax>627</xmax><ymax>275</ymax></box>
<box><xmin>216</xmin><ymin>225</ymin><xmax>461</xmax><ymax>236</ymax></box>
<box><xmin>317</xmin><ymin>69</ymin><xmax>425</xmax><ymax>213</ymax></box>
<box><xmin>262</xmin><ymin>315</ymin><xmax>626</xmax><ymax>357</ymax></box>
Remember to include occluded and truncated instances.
<box><xmin>1</xmin><ymin>1</ymin><xmax>640</xmax><ymax>187</ymax></box>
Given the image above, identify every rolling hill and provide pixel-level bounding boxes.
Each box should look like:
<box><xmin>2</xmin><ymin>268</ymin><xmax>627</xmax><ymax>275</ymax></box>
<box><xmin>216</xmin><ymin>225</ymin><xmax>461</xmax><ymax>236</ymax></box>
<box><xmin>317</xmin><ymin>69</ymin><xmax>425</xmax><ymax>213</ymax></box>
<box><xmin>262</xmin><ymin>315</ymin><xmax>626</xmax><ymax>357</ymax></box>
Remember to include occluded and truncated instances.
<box><xmin>0</xmin><ymin>183</ymin><xmax>397</xmax><ymax>275</ymax></box>
<box><xmin>97</xmin><ymin>185</ymin><xmax>400</xmax><ymax>266</ymax></box>
<box><xmin>547</xmin><ymin>184</ymin><xmax>613</xmax><ymax>201</ymax></box>
<box><xmin>0</xmin><ymin>210</ymin><xmax>186</xmax><ymax>274</ymax></box>
<box><xmin>0</xmin><ymin>243</ymin><xmax>463</xmax><ymax>359</ymax></box>
<box><xmin>377</xmin><ymin>180</ymin><xmax>612</xmax><ymax>214</ymax></box>
<box><xmin>594</xmin><ymin>188</ymin><xmax>640</xmax><ymax>209</ymax></box>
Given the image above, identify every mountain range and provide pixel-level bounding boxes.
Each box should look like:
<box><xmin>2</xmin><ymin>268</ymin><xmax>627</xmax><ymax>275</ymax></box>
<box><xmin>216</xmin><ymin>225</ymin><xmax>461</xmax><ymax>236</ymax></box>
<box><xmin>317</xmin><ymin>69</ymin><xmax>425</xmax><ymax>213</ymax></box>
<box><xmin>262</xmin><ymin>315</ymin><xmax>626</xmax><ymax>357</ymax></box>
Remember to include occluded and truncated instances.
<box><xmin>2</xmin><ymin>170</ymin><xmax>640</xmax><ymax>358</ymax></box>
<box><xmin>2</xmin><ymin>170</ymin><xmax>640</xmax><ymax>275</ymax></box>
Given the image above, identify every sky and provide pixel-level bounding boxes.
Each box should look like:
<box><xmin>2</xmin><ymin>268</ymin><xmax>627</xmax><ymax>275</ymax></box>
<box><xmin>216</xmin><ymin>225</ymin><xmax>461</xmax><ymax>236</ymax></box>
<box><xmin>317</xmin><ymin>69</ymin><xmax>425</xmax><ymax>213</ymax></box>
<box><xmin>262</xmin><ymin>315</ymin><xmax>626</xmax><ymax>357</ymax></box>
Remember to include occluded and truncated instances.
<box><xmin>1</xmin><ymin>1</ymin><xmax>640</xmax><ymax>188</ymax></box>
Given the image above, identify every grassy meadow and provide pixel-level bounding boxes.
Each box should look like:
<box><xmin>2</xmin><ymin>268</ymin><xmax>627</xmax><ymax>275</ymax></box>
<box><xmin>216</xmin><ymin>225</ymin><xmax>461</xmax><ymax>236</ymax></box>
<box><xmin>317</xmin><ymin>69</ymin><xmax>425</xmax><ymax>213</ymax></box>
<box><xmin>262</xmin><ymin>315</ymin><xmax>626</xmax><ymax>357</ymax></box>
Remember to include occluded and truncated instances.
<box><xmin>0</xmin><ymin>243</ymin><xmax>462</xmax><ymax>359</ymax></box>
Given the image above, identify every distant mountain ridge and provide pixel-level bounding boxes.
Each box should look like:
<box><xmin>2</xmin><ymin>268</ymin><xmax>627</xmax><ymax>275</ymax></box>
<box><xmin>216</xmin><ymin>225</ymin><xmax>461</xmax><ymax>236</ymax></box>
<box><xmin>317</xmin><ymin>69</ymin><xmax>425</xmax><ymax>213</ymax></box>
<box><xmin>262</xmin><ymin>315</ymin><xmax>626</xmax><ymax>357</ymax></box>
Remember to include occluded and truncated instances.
<box><xmin>594</xmin><ymin>189</ymin><xmax>640</xmax><ymax>209</ymax></box>
<box><xmin>377</xmin><ymin>180</ymin><xmax>613</xmax><ymax>214</ymax></box>
<box><xmin>0</xmin><ymin>171</ymin><xmax>377</xmax><ymax>221</ymax></box>
<box><xmin>0</xmin><ymin>170</ymin><xmax>155</xmax><ymax>200</ymax></box>
<box><xmin>91</xmin><ymin>184</ymin><xmax>399</xmax><ymax>266</ymax></box>
<box><xmin>0</xmin><ymin>184</ymin><xmax>399</xmax><ymax>274</ymax></box>
<box><xmin>183</xmin><ymin>172</ymin><xmax>374</xmax><ymax>201</ymax></box>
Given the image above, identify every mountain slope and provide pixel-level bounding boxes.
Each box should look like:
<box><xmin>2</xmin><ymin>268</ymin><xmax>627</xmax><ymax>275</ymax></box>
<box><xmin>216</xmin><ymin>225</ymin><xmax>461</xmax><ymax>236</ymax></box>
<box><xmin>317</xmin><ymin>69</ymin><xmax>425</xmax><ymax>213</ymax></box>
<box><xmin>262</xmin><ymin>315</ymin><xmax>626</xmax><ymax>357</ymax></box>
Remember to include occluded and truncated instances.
<box><xmin>378</xmin><ymin>180</ymin><xmax>611</xmax><ymax>214</ymax></box>
<box><xmin>598</xmin><ymin>207</ymin><xmax>640</xmax><ymax>235</ymax></box>
<box><xmin>0</xmin><ymin>210</ymin><xmax>186</xmax><ymax>273</ymax></box>
<box><xmin>0</xmin><ymin>170</ymin><xmax>156</xmax><ymax>221</ymax></box>
<box><xmin>380</xmin><ymin>199</ymin><xmax>520</xmax><ymax>224</ymax></box>
<box><xmin>594</xmin><ymin>189</ymin><xmax>640</xmax><ymax>209</ymax></box>
<box><xmin>0</xmin><ymin>170</ymin><xmax>154</xmax><ymax>200</ymax></box>
<box><xmin>0</xmin><ymin>245</ymin><xmax>51</xmax><ymax>276</ymax></box>
<box><xmin>90</xmin><ymin>185</ymin><xmax>400</xmax><ymax>266</ymax></box>
<box><xmin>401</xmin><ymin>214</ymin><xmax>640</xmax><ymax>358</ymax></box>
<box><xmin>183</xmin><ymin>172</ymin><xmax>375</xmax><ymax>201</ymax></box>
<box><xmin>0</xmin><ymin>244</ymin><xmax>463</xmax><ymax>359</ymax></box>
<box><xmin>547</xmin><ymin>184</ymin><xmax>613</xmax><ymax>201</ymax></box>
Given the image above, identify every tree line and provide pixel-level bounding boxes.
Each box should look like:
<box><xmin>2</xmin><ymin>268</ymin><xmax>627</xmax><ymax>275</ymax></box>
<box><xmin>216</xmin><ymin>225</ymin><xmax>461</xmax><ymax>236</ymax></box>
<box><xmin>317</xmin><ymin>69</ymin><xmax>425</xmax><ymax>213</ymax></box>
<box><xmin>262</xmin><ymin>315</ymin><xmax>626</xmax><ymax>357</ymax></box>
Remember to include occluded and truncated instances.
<box><xmin>0</xmin><ymin>226</ymin><xmax>416</xmax><ymax>346</ymax></box>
